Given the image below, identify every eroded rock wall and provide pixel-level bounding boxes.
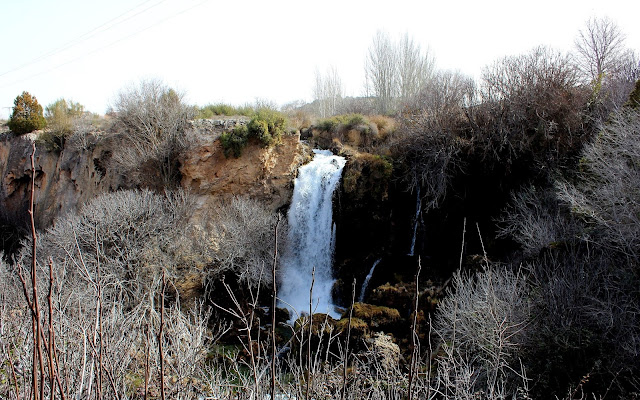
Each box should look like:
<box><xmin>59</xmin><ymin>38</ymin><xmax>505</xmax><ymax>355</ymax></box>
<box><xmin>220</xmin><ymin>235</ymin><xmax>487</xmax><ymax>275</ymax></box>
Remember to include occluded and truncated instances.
<box><xmin>0</xmin><ymin>133</ymin><xmax>121</xmax><ymax>229</ymax></box>
<box><xmin>181</xmin><ymin>133</ymin><xmax>311</xmax><ymax>212</ymax></box>
<box><xmin>1</xmin><ymin>130</ymin><xmax>309</xmax><ymax>233</ymax></box>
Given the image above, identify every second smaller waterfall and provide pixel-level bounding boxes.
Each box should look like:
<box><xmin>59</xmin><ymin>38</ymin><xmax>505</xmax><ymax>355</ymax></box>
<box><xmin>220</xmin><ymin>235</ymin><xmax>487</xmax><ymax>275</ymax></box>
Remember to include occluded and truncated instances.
<box><xmin>358</xmin><ymin>258</ymin><xmax>381</xmax><ymax>303</ymax></box>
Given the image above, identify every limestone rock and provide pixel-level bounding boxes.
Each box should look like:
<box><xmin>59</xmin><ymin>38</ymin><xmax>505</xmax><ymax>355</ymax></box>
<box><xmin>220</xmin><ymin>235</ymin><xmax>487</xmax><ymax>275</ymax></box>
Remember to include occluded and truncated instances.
<box><xmin>0</xmin><ymin>132</ymin><xmax>122</xmax><ymax>229</ymax></box>
<box><xmin>180</xmin><ymin>133</ymin><xmax>310</xmax><ymax>212</ymax></box>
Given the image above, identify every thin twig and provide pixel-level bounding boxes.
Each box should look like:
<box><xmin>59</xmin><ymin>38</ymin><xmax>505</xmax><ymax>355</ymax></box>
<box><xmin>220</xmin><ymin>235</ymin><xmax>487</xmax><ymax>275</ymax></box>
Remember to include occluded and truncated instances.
<box><xmin>476</xmin><ymin>222</ymin><xmax>488</xmax><ymax>265</ymax></box>
<box><xmin>459</xmin><ymin>217</ymin><xmax>466</xmax><ymax>269</ymax></box>
<box><xmin>144</xmin><ymin>321</ymin><xmax>150</xmax><ymax>400</ymax></box>
<box><xmin>341</xmin><ymin>278</ymin><xmax>356</xmax><ymax>400</ymax></box>
<box><xmin>271</xmin><ymin>213</ymin><xmax>281</xmax><ymax>400</ymax></box>
<box><xmin>159</xmin><ymin>269</ymin><xmax>166</xmax><ymax>400</ymax></box>
<box><xmin>306</xmin><ymin>266</ymin><xmax>315</xmax><ymax>400</ymax></box>
<box><xmin>6</xmin><ymin>346</ymin><xmax>21</xmax><ymax>400</ymax></box>
<box><xmin>408</xmin><ymin>256</ymin><xmax>422</xmax><ymax>400</ymax></box>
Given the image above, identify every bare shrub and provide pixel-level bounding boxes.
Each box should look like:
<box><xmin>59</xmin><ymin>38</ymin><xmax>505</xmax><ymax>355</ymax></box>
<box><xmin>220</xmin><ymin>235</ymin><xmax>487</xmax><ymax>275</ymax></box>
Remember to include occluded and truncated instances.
<box><xmin>111</xmin><ymin>79</ymin><xmax>195</xmax><ymax>187</ymax></box>
<box><xmin>557</xmin><ymin>109</ymin><xmax>640</xmax><ymax>257</ymax></box>
<box><xmin>391</xmin><ymin>114</ymin><xmax>463</xmax><ymax>210</ymax></box>
<box><xmin>473</xmin><ymin>46</ymin><xmax>590</xmax><ymax>170</ymax></box>
<box><xmin>432</xmin><ymin>265</ymin><xmax>531</xmax><ymax>398</ymax></box>
<box><xmin>524</xmin><ymin>248</ymin><xmax>640</xmax><ymax>397</ymax></box>
<box><xmin>205</xmin><ymin>196</ymin><xmax>287</xmax><ymax>288</ymax></box>
<box><xmin>0</xmin><ymin>187</ymin><xmax>223</xmax><ymax>399</ymax></box>
<box><xmin>391</xmin><ymin>70</ymin><xmax>474</xmax><ymax>207</ymax></box>
<box><xmin>20</xmin><ymin>189</ymin><xmax>194</xmax><ymax>308</ymax></box>
<box><xmin>65</xmin><ymin>113</ymin><xmax>109</xmax><ymax>151</ymax></box>
<box><xmin>497</xmin><ymin>186</ymin><xmax>581</xmax><ymax>257</ymax></box>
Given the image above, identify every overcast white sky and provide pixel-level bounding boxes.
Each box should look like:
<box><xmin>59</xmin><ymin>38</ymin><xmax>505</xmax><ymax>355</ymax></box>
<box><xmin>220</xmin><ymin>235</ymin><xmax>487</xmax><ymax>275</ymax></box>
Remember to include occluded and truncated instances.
<box><xmin>1</xmin><ymin>0</ymin><xmax>638</xmax><ymax>119</ymax></box>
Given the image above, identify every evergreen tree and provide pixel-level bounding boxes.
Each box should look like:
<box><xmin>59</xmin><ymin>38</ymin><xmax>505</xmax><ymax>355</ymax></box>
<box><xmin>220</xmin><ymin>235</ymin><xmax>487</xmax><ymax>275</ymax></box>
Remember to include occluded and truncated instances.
<box><xmin>8</xmin><ymin>91</ymin><xmax>46</xmax><ymax>135</ymax></box>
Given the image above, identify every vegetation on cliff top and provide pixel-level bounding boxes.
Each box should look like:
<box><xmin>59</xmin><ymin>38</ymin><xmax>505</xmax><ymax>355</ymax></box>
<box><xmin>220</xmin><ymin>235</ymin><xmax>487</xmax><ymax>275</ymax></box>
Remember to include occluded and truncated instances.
<box><xmin>220</xmin><ymin>108</ymin><xmax>288</xmax><ymax>158</ymax></box>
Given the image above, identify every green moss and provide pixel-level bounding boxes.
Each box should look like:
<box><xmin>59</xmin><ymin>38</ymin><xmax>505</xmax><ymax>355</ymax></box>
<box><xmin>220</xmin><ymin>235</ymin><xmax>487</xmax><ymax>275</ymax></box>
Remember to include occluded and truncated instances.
<box><xmin>352</xmin><ymin>303</ymin><xmax>400</xmax><ymax>320</ymax></box>
<box><xmin>342</xmin><ymin>152</ymin><xmax>393</xmax><ymax>199</ymax></box>
<box><xmin>336</xmin><ymin>317</ymin><xmax>368</xmax><ymax>334</ymax></box>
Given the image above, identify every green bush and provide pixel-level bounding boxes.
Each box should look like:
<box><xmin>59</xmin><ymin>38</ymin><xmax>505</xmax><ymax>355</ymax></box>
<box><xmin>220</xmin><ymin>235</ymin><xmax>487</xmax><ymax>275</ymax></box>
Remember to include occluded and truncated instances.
<box><xmin>38</xmin><ymin>98</ymin><xmax>86</xmax><ymax>150</ymax></box>
<box><xmin>248</xmin><ymin>118</ymin><xmax>271</xmax><ymax>145</ymax></box>
<box><xmin>220</xmin><ymin>125</ymin><xmax>249</xmax><ymax>158</ymax></box>
<box><xmin>197</xmin><ymin>103</ymin><xmax>256</xmax><ymax>119</ymax></box>
<box><xmin>343</xmin><ymin>113</ymin><xmax>366</xmax><ymax>129</ymax></box>
<box><xmin>316</xmin><ymin>118</ymin><xmax>340</xmax><ymax>133</ymax></box>
<box><xmin>315</xmin><ymin>114</ymin><xmax>369</xmax><ymax>133</ymax></box>
<box><xmin>7</xmin><ymin>91</ymin><xmax>46</xmax><ymax>135</ymax></box>
<box><xmin>220</xmin><ymin>109</ymin><xmax>287</xmax><ymax>157</ymax></box>
<box><xmin>249</xmin><ymin>108</ymin><xmax>286</xmax><ymax>145</ymax></box>
<box><xmin>46</xmin><ymin>98</ymin><xmax>84</xmax><ymax>134</ymax></box>
<box><xmin>37</xmin><ymin>130</ymin><xmax>66</xmax><ymax>151</ymax></box>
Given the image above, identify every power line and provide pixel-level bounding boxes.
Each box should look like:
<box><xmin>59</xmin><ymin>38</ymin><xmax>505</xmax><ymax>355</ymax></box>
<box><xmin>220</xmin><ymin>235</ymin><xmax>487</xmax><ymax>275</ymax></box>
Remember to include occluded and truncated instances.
<box><xmin>0</xmin><ymin>0</ymin><xmax>209</xmax><ymax>90</ymax></box>
<box><xmin>0</xmin><ymin>0</ymin><xmax>166</xmax><ymax>79</ymax></box>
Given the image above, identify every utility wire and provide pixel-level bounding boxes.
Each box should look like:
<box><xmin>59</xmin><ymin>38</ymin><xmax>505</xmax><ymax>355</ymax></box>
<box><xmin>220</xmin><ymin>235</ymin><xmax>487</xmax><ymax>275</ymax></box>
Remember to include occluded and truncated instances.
<box><xmin>0</xmin><ymin>0</ymin><xmax>167</xmax><ymax>79</ymax></box>
<box><xmin>0</xmin><ymin>0</ymin><xmax>209</xmax><ymax>90</ymax></box>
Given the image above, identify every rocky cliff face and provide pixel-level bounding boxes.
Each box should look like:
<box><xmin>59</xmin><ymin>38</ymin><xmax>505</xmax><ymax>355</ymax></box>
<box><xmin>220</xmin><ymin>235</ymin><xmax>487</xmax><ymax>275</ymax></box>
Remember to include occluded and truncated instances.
<box><xmin>0</xmin><ymin>132</ymin><xmax>121</xmax><ymax>229</ymax></box>
<box><xmin>0</xmin><ymin>129</ymin><xmax>308</xmax><ymax>235</ymax></box>
<box><xmin>181</xmin><ymin>133</ymin><xmax>311</xmax><ymax>212</ymax></box>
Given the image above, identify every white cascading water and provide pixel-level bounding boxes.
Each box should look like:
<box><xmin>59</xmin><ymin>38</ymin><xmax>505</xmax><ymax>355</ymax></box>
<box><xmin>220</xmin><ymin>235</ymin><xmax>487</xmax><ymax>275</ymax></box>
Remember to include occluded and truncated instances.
<box><xmin>279</xmin><ymin>150</ymin><xmax>346</xmax><ymax>319</ymax></box>
<box><xmin>358</xmin><ymin>258</ymin><xmax>381</xmax><ymax>303</ymax></box>
<box><xmin>408</xmin><ymin>186</ymin><xmax>422</xmax><ymax>256</ymax></box>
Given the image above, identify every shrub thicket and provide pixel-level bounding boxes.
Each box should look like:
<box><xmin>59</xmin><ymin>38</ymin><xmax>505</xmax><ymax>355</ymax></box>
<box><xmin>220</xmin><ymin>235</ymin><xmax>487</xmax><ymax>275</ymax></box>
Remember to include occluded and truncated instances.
<box><xmin>220</xmin><ymin>125</ymin><xmax>249</xmax><ymax>158</ymax></box>
<box><xmin>37</xmin><ymin>98</ymin><xmax>85</xmax><ymax>150</ymax></box>
<box><xmin>220</xmin><ymin>108</ymin><xmax>287</xmax><ymax>157</ymax></box>
<box><xmin>111</xmin><ymin>79</ymin><xmax>195</xmax><ymax>187</ymax></box>
<box><xmin>7</xmin><ymin>91</ymin><xmax>47</xmax><ymax>135</ymax></box>
<box><xmin>45</xmin><ymin>98</ymin><xmax>84</xmax><ymax>135</ymax></box>
<box><xmin>197</xmin><ymin>103</ymin><xmax>255</xmax><ymax>118</ymax></box>
<box><xmin>312</xmin><ymin>113</ymin><xmax>394</xmax><ymax>151</ymax></box>
<box><xmin>626</xmin><ymin>79</ymin><xmax>640</xmax><ymax>109</ymax></box>
<box><xmin>433</xmin><ymin>265</ymin><xmax>531</xmax><ymax>397</ymax></box>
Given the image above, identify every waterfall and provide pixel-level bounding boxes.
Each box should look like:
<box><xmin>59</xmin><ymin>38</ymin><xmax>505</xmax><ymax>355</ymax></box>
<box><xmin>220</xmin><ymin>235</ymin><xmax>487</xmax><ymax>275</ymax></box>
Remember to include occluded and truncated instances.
<box><xmin>358</xmin><ymin>258</ymin><xmax>381</xmax><ymax>303</ymax></box>
<box><xmin>279</xmin><ymin>150</ymin><xmax>346</xmax><ymax>319</ymax></box>
<box><xmin>408</xmin><ymin>186</ymin><xmax>421</xmax><ymax>256</ymax></box>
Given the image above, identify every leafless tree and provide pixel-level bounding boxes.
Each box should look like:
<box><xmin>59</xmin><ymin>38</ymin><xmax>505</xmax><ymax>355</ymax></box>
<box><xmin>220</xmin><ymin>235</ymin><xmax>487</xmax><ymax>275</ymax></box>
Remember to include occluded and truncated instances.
<box><xmin>574</xmin><ymin>17</ymin><xmax>639</xmax><ymax>121</ymax></box>
<box><xmin>574</xmin><ymin>16</ymin><xmax>629</xmax><ymax>84</ymax></box>
<box><xmin>313</xmin><ymin>66</ymin><xmax>344</xmax><ymax>118</ymax></box>
<box><xmin>365</xmin><ymin>31</ymin><xmax>399</xmax><ymax>115</ymax></box>
<box><xmin>365</xmin><ymin>31</ymin><xmax>436</xmax><ymax>115</ymax></box>
<box><xmin>398</xmin><ymin>33</ymin><xmax>436</xmax><ymax>111</ymax></box>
